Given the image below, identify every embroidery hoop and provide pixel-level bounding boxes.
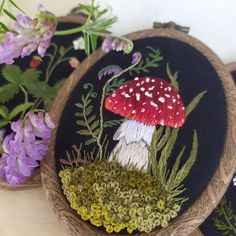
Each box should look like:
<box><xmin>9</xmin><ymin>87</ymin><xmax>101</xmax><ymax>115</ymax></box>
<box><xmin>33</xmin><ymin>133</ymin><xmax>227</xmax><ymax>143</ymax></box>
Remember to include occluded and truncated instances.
<box><xmin>0</xmin><ymin>14</ymin><xmax>87</xmax><ymax>191</ymax></box>
<box><xmin>41</xmin><ymin>29</ymin><xmax>236</xmax><ymax>236</ymax></box>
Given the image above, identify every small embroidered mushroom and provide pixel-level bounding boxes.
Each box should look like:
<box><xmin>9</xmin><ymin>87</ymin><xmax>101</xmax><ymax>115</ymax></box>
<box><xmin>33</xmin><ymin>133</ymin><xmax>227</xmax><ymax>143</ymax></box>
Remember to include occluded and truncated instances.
<box><xmin>105</xmin><ymin>76</ymin><xmax>186</xmax><ymax>171</ymax></box>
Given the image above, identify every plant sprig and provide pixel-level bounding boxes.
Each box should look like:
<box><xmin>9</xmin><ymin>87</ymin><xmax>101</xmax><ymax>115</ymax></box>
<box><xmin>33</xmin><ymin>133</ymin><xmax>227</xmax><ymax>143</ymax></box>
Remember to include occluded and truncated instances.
<box><xmin>129</xmin><ymin>46</ymin><xmax>163</xmax><ymax>75</ymax></box>
<box><xmin>213</xmin><ymin>197</ymin><xmax>236</xmax><ymax>235</ymax></box>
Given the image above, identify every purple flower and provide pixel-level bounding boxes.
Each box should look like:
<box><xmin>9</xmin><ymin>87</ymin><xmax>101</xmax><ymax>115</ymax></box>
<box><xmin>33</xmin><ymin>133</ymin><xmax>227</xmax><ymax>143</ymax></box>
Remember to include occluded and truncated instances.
<box><xmin>0</xmin><ymin>112</ymin><xmax>55</xmax><ymax>186</ymax></box>
<box><xmin>0</xmin><ymin>5</ymin><xmax>56</xmax><ymax>64</ymax></box>
<box><xmin>102</xmin><ymin>36</ymin><xmax>133</xmax><ymax>54</ymax></box>
<box><xmin>132</xmin><ymin>52</ymin><xmax>141</xmax><ymax>64</ymax></box>
<box><xmin>98</xmin><ymin>65</ymin><xmax>122</xmax><ymax>80</ymax></box>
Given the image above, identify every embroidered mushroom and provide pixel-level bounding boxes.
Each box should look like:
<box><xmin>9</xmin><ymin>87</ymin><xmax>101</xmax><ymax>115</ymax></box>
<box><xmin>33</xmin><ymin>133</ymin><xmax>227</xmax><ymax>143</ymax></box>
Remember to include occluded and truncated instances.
<box><xmin>105</xmin><ymin>76</ymin><xmax>186</xmax><ymax>171</ymax></box>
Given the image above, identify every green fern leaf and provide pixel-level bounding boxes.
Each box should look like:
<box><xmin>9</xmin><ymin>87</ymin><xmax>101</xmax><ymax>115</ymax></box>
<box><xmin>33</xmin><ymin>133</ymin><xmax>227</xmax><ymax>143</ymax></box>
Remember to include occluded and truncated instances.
<box><xmin>0</xmin><ymin>83</ymin><xmax>19</xmax><ymax>103</ymax></box>
<box><xmin>9</xmin><ymin>102</ymin><xmax>33</xmax><ymax>120</ymax></box>
<box><xmin>76</xmin><ymin>120</ymin><xmax>87</xmax><ymax>126</ymax></box>
<box><xmin>77</xmin><ymin>130</ymin><xmax>91</xmax><ymax>136</ymax></box>
<box><xmin>85</xmin><ymin>105</ymin><xmax>93</xmax><ymax>116</ymax></box>
<box><xmin>85</xmin><ymin>138</ymin><xmax>97</xmax><ymax>145</ymax></box>
<box><xmin>87</xmin><ymin>115</ymin><xmax>97</xmax><ymax>124</ymax></box>
<box><xmin>90</xmin><ymin>120</ymin><xmax>100</xmax><ymax>130</ymax></box>
<box><xmin>103</xmin><ymin>119</ymin><xmax>124</xmax><ymax>127</ymax></box>
<box><xmin>21</xmin><ymin>68</ymin><xmax>41</xmax><ymax>84</ymax></box>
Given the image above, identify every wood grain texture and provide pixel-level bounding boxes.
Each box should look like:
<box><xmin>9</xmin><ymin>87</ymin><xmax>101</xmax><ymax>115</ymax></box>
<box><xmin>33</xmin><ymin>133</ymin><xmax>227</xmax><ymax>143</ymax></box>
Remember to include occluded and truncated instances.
<box><xmin>41</xmin><ymin>29</ymin><xmax>236</xmax><ymax>236</ymax></box>
<box><xmin>0</xmin><ymin>15</ymin><xmax>86</xmax><ymax>191</ymax></box>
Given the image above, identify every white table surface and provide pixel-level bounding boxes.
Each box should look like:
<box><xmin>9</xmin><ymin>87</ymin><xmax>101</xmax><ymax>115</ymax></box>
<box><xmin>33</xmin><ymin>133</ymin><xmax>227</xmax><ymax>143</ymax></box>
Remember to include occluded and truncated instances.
<box><xmin>0</xmin><ymin>0</ymin><xmax>235</xmax><ymax>235</ymax></box>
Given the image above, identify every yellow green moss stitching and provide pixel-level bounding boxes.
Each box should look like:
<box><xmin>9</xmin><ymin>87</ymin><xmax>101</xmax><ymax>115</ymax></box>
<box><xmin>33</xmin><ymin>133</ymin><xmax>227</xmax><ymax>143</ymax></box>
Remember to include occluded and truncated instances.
<box><xmin>59</xmin><ymin>161</ymin><xmax>182</xmax><ymax>233</ymax></box>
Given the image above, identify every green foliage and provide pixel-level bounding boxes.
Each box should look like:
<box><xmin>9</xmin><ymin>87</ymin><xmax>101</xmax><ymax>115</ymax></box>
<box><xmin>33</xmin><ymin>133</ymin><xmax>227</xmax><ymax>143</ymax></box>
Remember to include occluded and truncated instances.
<box><xmin>105</xmin><ymin>77</ymin><xmax>125</xmax><ymax>95</ymax></box>
<box><xmin>75</xmin><ymin>83</ymin><xmax>100</xmax><ymax>146</ymax></box>
<box><xmin>103</xmin><ymin>119</ymin><xmax>124</xmax><ymax>128</ymax></box>
<box><xmin>166</xmin><ymin>63</ymin><xmax>179</xmax><ymax>90</ymax></box>
<box><xmin>0</xmin><ymin>83</ymin><xmax>19</xmax><ymax>103</ymax></box>
<box><xmin>129</xmin><ymin>46</ymin><xmax>163</xmax><ymax>75</ymax></box>
<box><xmin>213</xmin><ymin>197</ymin><xmax>236</xmax><ymax>235</ymax></box>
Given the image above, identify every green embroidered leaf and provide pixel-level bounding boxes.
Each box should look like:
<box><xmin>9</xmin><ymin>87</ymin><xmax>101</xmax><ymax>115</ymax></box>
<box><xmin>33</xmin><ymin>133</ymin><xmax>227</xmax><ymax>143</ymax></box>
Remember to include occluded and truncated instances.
<box><xmin>0</xmin><ymin>105</ymin><xmax>9</xmax><ymax>119</ymax></box>
<box><xmin>166</xmin><ymin>63</ymin><xmax>179</xmax><ymax>90</ymax></box>
<box><xmin>105</xmin><ymin>78</ymin><xmax>126</xmax><ymax>95</ymax></box>
<box><xmin>25</xmin><ymin>81</ymin><xmax>52</xmax><ymax>99</ymax></box>
<box><xmin>87</xmin><ymin>115</ymin><xmax>96</xmax><ymax>124</ymax></box>
<box><xmin>75</xmin><ymin>112</ymin><xmax>83</xmax><ymax>117</ymax></box>
<box><xmin>90</xmin><ymin>120</ymin><xmax>100</xmax><ymax>130</ymax></box>
<box><xmin>77</xmin><ymin>130</ymin><xmax>91</xmax><ymax>136</ymax></box>
<box><xmin>21</xmin><ymin>68</ymin><xmax>41</xmax><ymax>84</ymax></box>
<box><xmin>75</xmin><ymin>103</ymin><xmax>83</xmax><ymax>109</ymax></box>
<box><xmin>0</xmin><ymin>119</ymin><xmax>8</xmax><ymax>128</ymax></box>
<box><xmin>9</xmin><ymin>102</ymin><xmax>33</xmax><ymax>120</ymax></box>
<box><xmin>79</xmin><ymin>3</ymin><xmax>91</xmax><ymax>13</ymax></box>
<box><xmin>0</xmin><ymin>83</ymin><xmax>19</xmax><ymax>103</ymax></box>
<box><xmin>93</xmin><ymin>127</ymin><xmax>100</xmax><ymax>136</ymax></box>
<box><xmin>2</xmin><ymin>65</ymin><xmax>22</xmax><ymax>83</ymax></box>
<box><xmin>186</xmin><ymin>91</ymin><xmax>207</xmax><ymax>116</ymax></box>
<box><xmin>103</xmin><ymin>119</ymin><xmax>124</xmax><ymax>127</ymax></box>
<box><xmin>85</xmin><ymin>138</ymin><xmax>97</xmax><ymax>146</ymax></box>
<box><xmin>129</xmin><ymin>46</ymin><xmax>163</xmax><ymax>75</ymax></box>
<box><xmin>76</xmin><ymin>120</ymin><xmax>87</xmax><ymax>126</ymax></box>
<box><xmin>59</xmin><ymin>46</ymin><xmax>66</xmax><ymax>56</ymax></box>
<box><xmin>85</xmin><ymin>105</ymin><xmax>93</xmax><ymax>116</ymax></box>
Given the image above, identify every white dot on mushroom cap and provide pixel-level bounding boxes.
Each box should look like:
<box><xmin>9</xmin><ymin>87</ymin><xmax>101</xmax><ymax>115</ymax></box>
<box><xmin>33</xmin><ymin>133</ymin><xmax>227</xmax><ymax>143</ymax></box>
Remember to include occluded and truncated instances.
<box><xmin>158</xmin><ymin>97</ymin><xmax>165</xmax><ymax>103</ymax></box>
<box><xmin>112</xmin><ymin>93</ymin><xmax>116</xmax><ymax>97</ymax></box>
<box><xmin>124</xmin><ymin>107</ymin><xmax>126</xmax><ymax>110</ymax></box>
<box><xmin>151</xmin><ymin>79</ymin><xmax>155</xmax><ymax>82</ymax></box>
<box><xmin>125</xmin><ymin>94</ymin><xmax>131</xmax><ymax>98</ymax></box>
<box><xmin>160</xmin><ymin>82</ymin><xmax>163</xmax><ymax>85</ymax></box>
<box><xmin>145</xmin><ymin>91</ymin><xmax>152</xmax><ymax>98</ymax></box>
<box><xmin>157</xmin><ymin>92</ymin><xmax>160</xmax><ymax>95</ymax></box>
<box><xmin>173</xmin><ymin>98</ymin><xmax>176</xmax><ymax>103</ymax></box>
<box><xmin>108</xmin><ymin>99</ymin><xmax>112</xmax><ymax>103</ymax></box>
<box><xmin>132</xmin><ymin>110</ymin><xmax>136</xmax><ymax>114</ymax></box>
<box><xmin>141</xmin><ymin>81</ymin><xmax>145</xmax><ymax>85</ymax></box>
<box><xmin>121</xmin><ymin>91</ymin><xmax>126</xmax><ymax>95</ymax></box>
<box><xmin>168</xmin><ymin>87</ymin><xmax>172</xmax><ymax>91</ymax></box>
<box><xmin>165</xmin><ymin>94</ymin><xmax>170</xmax><ymax>98</ymax></box>
<box><xmin>168</xmin><ymin>105</ymin><xmax>173</xmax><ymax>109</ymax></box>
<box><xmin>115</xmin><ymin>101</ymin><xmax>118</xmax><ymax>104</ymax></box>
<box><xmin>120</xmin><ymin>86</ymin><xmax>124</xmax><ymax>89</ymax></box>
<box><xmin>160</xmin><ymin>119</ymin><xmax>165</xmax><ymax>126</ymax></box>
<box><xmin>141</xmin><ymin>108</ymin><xmax>145</xmax><ymax>113</ymax></box>
<box><xmin>137</xmin><ymin>83</ymin><xmax>140</xmax><ymax>86</ymax></box>
<box><xmin>169</xmin><ymin>115</ymin><xmax>172</xmax><ymax>119</ymax></box>
<box><xmin>160</xmin><ymin>86</ymin><xmax>163</xmax><ymax>89</ymax></box>
<box><xmin>142</xmin><ymin>102</ymin><xmax>147</xmax><ymax>105</ymax></box>
<box><xmin>178</xmin><ymin>102</ymin><xmax>180</xmax><ymax>104</ymax></box>
<box><xmin>158</xmin><ymin>110</ymin><xmax>162</xmax><ymax>113</ymax></box>
<box><xmin>113</xmin><ymin>107</ymin><xmax>117</xmax><ymax>110</ymax></box>
<box><xmin>174</xmin><ymin>123</ymin><xmax>178</xmax><ymax>128</ymax></box>
<box><xmin>141</xmin><ymin>87</ymin><xmax>145</xmax><ymax>91</ymax></box>
<box><xmin>129</xmin><ymin>88</ymin><xmax>133</xmax><ymax>93</ymax></box>
<box><xmin>177</xmin><ymin>95</ymin><xmax>180</xmax><ymax>98</ymax></box>
<box><xmin>182</xmin><ymin>107</ymin><xmax>185</xmax><ymax>110</ymax></box>
<box><xmin>134</xmin><ymin>77</ymin><xmax>139</xmax><ymax>81</ymax></box>
<box><xmin>128</xmin><ymin>104</ymin><xmax>132</xmax><ymax>107</ymax></box>
<box><xmin>124</xmin><ymin>85</ymin><xmax>127</xmax><ymax>87</ymax></box>
<box><xmin>176</xmin><ymin>112</ymin><xmax>179</xmax><ymax>115</ymax></box>
<box><xmin>146</xmin><ymin>77</ymin><xmax>150</xmax><ymax>82</ymax></box>
<box><xmin>136</xmin><ymin>93</ymin><xmax>140</xmax><ymax>101</ymax></box>
<box><xmin>149</xmin><ymin>86</ymin><xmax>155</xmax><ymax>91</ymax></box>
<box><xmin>164</xmin><ymin>88</ymin><xmax>168</xmax><ymax>91</ymax></box>
<box><xmin>150</xmin><ymin>101</ymin><xmax>158</xmax><ymax>108</ymax></box>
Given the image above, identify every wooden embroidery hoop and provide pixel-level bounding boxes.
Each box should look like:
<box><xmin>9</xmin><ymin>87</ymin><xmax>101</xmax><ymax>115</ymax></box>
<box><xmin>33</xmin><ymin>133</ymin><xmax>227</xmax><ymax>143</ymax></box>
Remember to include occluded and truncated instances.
<box><xmin>41</xmin><ymin>29</ymin><xmax>236</xmax><ymax>236</ymax></box>
<box><xmin>0</xmin><ymin>14</ymin><xmax>87</xmax><ymax>191</ymax></box>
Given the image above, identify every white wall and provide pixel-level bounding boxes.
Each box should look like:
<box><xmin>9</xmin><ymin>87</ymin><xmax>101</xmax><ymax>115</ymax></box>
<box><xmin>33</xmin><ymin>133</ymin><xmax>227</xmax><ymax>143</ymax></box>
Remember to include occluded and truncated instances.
<box><xmin>1</xmin><ymin>0</ymin><xmax>236</xmax><ymax>63</ymax></box>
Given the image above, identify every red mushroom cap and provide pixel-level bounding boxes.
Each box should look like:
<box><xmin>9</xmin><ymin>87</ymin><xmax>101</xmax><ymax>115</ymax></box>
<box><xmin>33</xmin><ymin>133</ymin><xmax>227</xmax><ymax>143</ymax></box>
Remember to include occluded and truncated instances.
<box><xmin>105</xmin><ymin>76</ymin><xmax>186</xmax><ymax>128</ymax></box>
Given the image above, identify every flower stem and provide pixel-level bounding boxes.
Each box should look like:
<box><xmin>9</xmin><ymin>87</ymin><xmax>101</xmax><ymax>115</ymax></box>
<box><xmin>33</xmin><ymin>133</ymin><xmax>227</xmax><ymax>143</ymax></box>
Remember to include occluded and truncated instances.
<box><xmin>19</xmin><ymin>85</ymin><xmax>29</xmax><ymax>119</ymax></box>
<box><xmin>97</xmin><ymin>53</ymin><xmax>142</xmax><ymax>160</ymax></box>
<box><xmin>54</xmin><ymin>25</ymin><xmax>85</xmax><ymax>36</ymax></box>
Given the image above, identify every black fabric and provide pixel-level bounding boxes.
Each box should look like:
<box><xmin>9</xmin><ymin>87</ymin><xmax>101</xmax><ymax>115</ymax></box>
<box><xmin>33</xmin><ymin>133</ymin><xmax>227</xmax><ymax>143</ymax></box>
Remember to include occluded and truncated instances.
<box><xmin>200</xmin><ymin>69</ymin><xmax>236</xmax><ymax>236</ymax></box>
<box><xmin>55</xmin><ymin>36</ymin><xmax>227</xmax><ymax>214</ymax></box>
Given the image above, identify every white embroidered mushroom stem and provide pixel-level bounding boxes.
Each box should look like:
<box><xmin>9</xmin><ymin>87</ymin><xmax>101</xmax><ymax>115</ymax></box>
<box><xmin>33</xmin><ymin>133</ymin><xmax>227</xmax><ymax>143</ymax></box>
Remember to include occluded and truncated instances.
<box><xmin>109</xmin><ymin>119</ymin><xmax>155</xmax><ymax>171</ymax></box>
<box><xmin>105</xmin><ymin>76</ymin><xmax>186</xmax><ymax>172</ymax></box>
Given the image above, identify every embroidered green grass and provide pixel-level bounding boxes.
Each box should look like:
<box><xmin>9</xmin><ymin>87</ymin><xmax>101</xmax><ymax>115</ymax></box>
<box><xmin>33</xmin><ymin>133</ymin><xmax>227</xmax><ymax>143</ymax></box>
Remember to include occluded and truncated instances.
<box><xmin>59</xmin><ymin>161</ymin><xmax>182</xmax><ymax>234</ymax></box>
